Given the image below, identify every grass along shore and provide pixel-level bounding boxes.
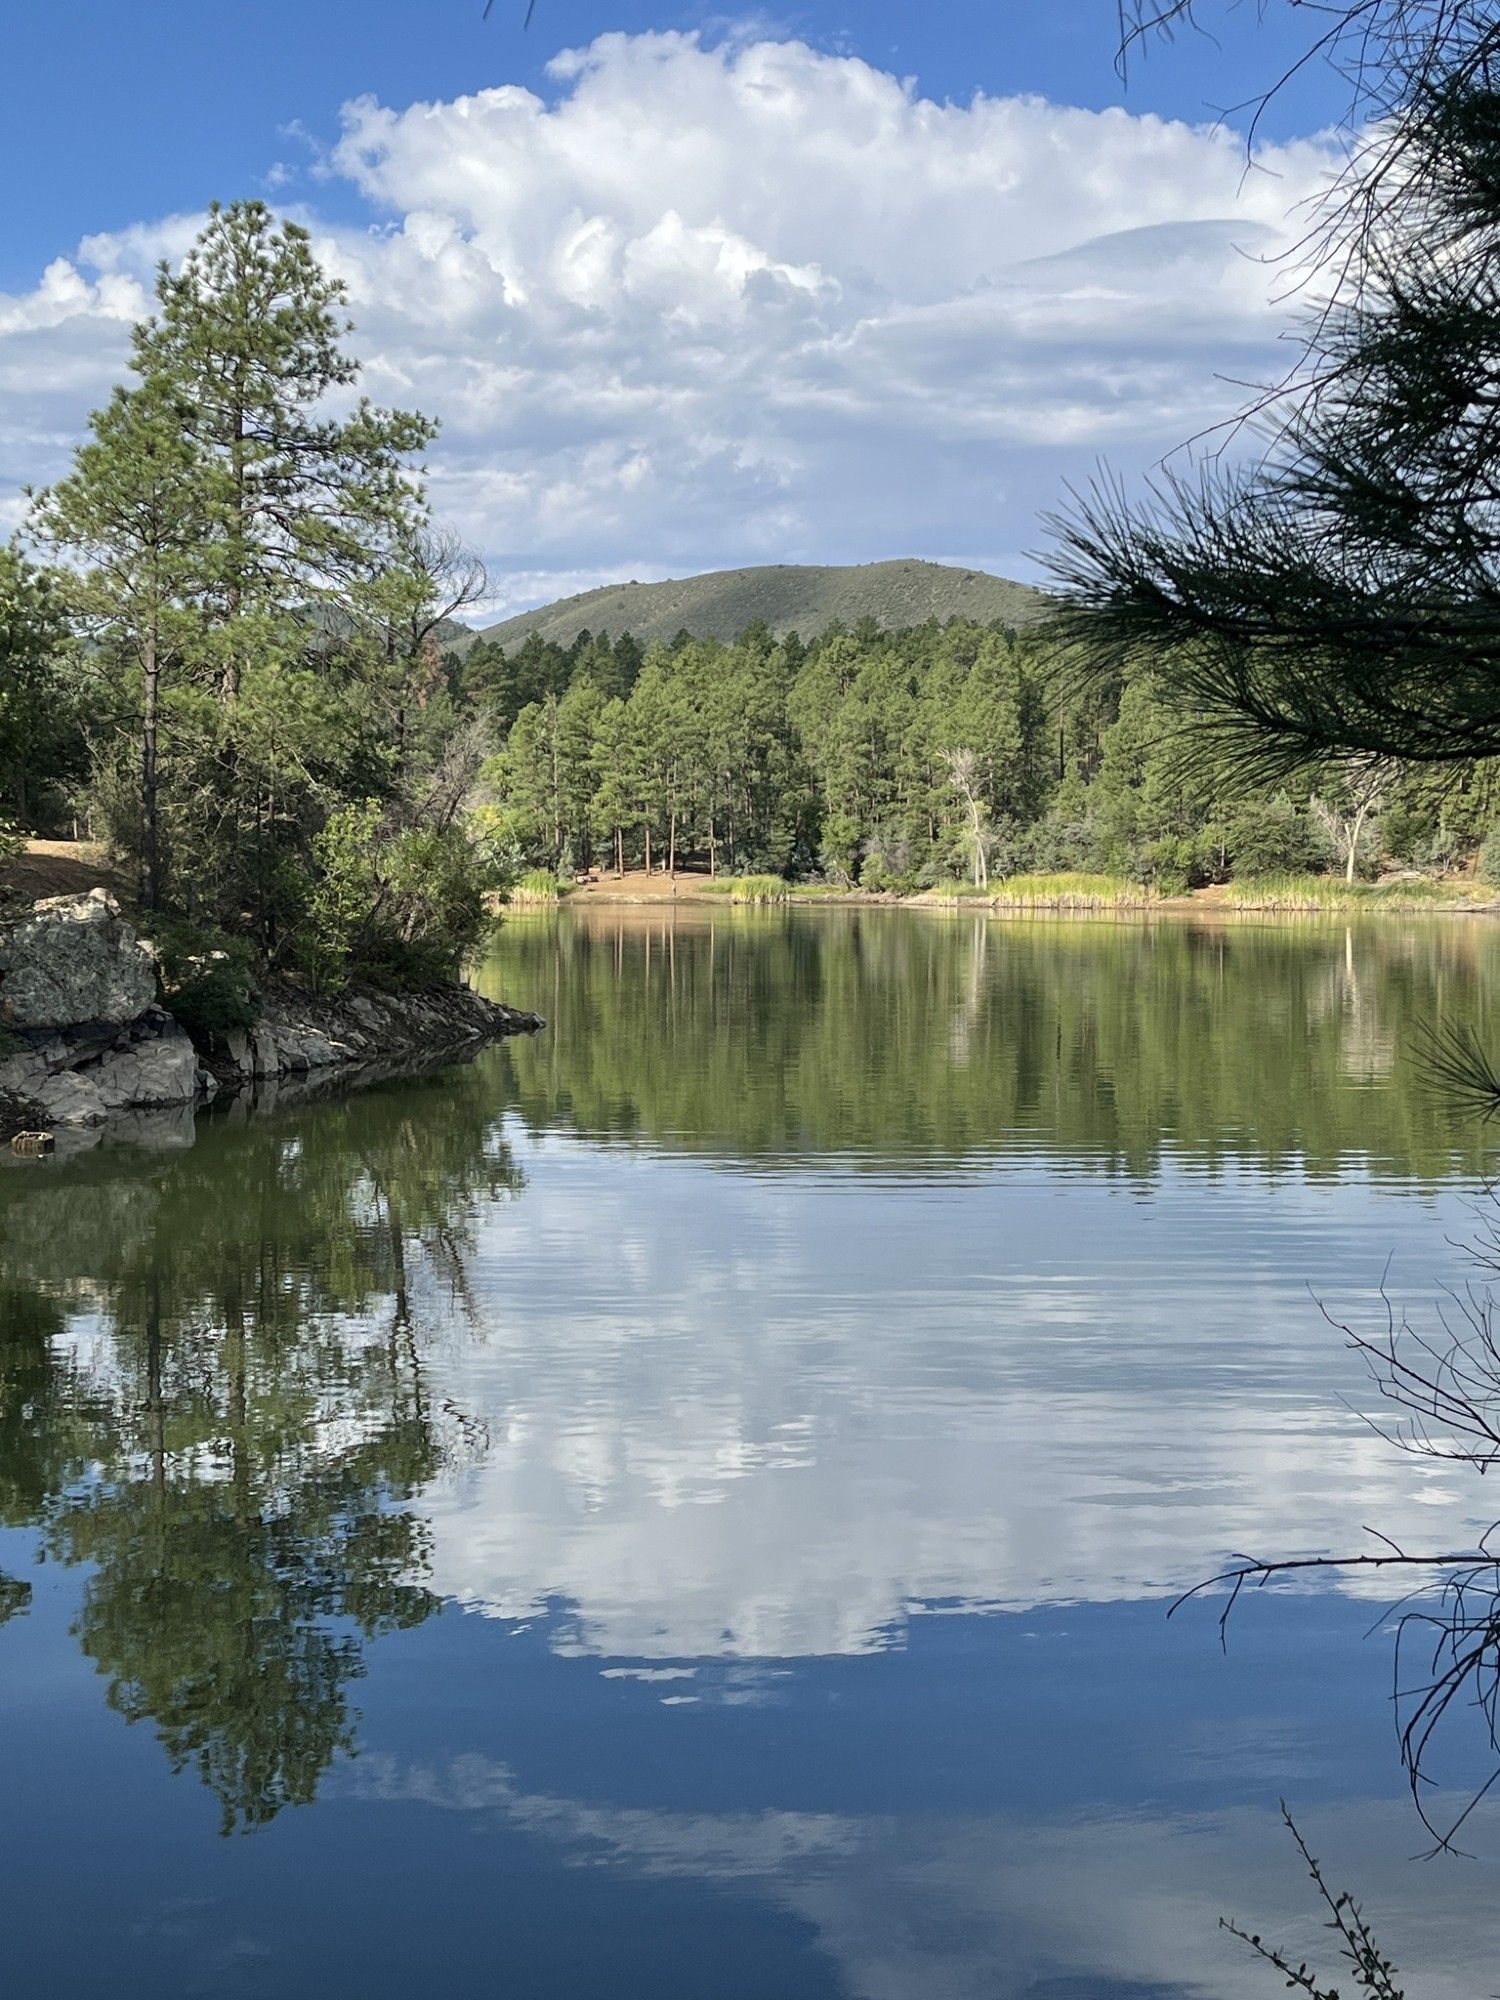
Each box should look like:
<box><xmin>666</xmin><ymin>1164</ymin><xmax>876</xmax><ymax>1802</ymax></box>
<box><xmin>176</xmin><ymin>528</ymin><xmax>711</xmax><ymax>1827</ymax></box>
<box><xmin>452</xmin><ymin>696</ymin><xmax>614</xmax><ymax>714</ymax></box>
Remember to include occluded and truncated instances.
<box><xmin>11</xmin><ymin>847</ymin><xmax>1498</xmax><ymax>924</ymax></box>
<box><xmin>545</xmin><ymin>866</ymin><xmax>1500</xmax><ymax>915</ymax></box>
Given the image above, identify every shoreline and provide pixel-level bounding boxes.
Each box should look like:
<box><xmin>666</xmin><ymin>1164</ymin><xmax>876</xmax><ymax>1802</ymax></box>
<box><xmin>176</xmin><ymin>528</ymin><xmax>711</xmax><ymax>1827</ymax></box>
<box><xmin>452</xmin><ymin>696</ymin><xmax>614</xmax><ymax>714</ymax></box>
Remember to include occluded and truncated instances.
<box><xmin>0</xmin><ymin>888</ymin><xmax>544</xmax><ymax>1153</ymax></box>
<box><xmin>517</xmin><ymin>878</ymin><xmax>1500</xmax><ymax>919</ymax></box>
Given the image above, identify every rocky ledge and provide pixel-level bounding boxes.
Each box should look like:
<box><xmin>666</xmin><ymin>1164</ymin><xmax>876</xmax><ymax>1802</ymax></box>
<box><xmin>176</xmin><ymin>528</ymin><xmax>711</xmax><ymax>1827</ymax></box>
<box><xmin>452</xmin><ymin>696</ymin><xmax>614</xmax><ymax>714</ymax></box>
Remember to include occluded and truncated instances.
<box><xmin>199</xmin><ymin>982</ymin><xmax>544</xmax><ymax>1090</ymax></box>
<box><xmin>0</xmin><ymin>888</ymin><xmax>543</xmax><ymax>1147</ymax></box>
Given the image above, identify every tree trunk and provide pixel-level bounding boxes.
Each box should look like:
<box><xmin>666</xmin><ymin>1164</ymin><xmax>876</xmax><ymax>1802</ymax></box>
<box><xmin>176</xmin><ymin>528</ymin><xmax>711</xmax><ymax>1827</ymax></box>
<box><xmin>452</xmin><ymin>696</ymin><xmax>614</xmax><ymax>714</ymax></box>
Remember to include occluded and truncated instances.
<box><xmin>1347</xmin><ymin>800</ymin><xmax>1371</xmax><ymax>883</ymax></box>
<box><xmin>141</xmin><ymin>624</ymin><xmax>161</xmax><ymax>910</ymax></box>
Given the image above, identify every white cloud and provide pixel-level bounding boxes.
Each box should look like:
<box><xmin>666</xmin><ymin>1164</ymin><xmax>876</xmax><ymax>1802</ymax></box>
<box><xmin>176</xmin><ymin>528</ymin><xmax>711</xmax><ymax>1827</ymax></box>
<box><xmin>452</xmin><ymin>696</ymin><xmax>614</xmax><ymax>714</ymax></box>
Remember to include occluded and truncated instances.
<box><xmin>392</xmin><ymin>1140</ymin><xmax>1486</xmax><ymax>1664</ymax></box>
<box><xmin>332</xmin><ymin>1768</ymin><xmax>1500</xmax><ymax>2000</ymax></box>
<box><xmin>0</xmin><ymin>31</ymin><xmax>1342</xmax><ymax>608</ymax></box>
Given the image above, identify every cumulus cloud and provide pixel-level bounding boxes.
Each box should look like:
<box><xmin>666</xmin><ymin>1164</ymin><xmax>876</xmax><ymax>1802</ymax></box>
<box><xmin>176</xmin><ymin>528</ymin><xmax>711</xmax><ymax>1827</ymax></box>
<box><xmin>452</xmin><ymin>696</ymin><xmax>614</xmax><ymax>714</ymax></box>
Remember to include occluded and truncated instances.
<box><xmin>0</xmin><ymin>31</ymin><xmax>1342</xmax><ymax>611</ymax></box>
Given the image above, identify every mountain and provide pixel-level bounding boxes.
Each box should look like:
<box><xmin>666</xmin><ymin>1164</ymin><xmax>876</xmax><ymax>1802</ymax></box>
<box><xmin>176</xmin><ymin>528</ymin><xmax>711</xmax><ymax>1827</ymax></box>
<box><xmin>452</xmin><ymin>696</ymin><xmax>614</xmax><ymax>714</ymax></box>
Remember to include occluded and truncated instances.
<box><xmin>470</xmin><ymin>560</ymin><xmax>1049</xmax><ymax>651</ymax></box>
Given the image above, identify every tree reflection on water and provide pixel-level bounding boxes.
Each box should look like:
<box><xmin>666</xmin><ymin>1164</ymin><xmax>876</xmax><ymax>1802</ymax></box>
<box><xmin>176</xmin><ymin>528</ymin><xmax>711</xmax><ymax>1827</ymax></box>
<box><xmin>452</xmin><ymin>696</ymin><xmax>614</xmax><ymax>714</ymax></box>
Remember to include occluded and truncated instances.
<box><xmin>0</xmin><ymin>1069</ymin><xmax>520</xmax><ymax>1832</ymax></box>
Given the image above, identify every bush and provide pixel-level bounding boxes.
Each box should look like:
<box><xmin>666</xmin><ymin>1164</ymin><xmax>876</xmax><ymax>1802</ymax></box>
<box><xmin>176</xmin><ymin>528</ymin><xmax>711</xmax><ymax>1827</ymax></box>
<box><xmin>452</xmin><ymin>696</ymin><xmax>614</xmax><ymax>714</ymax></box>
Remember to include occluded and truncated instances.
<box><xmin>1478</xmin><ymin>828</ymin><xmax>1500</xmax><ymax>886</ymax></box>
<box><xmin>300</xmin><ymin>801</ymin><xmax>493</xmax><ymax>993</ymax></box>
<box><xmin>0</xmin><ymin>819</ymin><xmax>22</xmax><ymax>868</ymax></box>
<box><xmin>1137</xmin><ymin>834</ymin><xmax>1198</xmax><ymax>896</ymax></box>
<box><xmin>1224</xmin><ymin>795</ymin><xmax>1320</xmax><ymax>877</ymax></box>
<box><xmin>467</xmin><ymin>805</ymin><xmax>524</xmax><ymax>892</ymax></box>
<box><xmin>151</xmin><ymin>920</ymin><xmax>259</xmax><ymax>1038</ymax></box>
<box><xmin>860</xmin><ymin>854</ymin><xmax>916</xmax><ymax>895</ymax></box>
<box><xmin>860</xmin><ymin>823</ymin><xmax>918</xmax><ymax>894</ymax></box>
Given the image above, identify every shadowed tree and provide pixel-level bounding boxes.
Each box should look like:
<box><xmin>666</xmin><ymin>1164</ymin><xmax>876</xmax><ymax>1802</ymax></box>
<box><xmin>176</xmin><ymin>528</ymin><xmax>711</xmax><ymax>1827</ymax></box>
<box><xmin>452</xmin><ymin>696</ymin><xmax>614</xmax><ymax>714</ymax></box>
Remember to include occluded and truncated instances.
<box><xmin>1047</xmin><ymin>4</ymin><xmax>1500</xmax><ymax>780</ymax></box>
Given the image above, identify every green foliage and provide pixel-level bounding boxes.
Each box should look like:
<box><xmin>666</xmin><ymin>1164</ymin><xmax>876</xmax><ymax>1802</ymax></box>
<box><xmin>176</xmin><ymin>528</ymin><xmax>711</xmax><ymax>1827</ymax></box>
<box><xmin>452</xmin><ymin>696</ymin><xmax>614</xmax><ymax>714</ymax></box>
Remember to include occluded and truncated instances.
<box><xmin>0</xmin><ymin>543</ymin><xmax>81</xmax><ymax>832</ymax></box>
<box><xmin>1478</xmin><ymin>828</ymin><xmax>1500</xmax><ymax>886</ymax></box>
<box><xmin>150</xmin><ymin>919</ymin><xmax>260</xmax><ymax>1038</ymax></box>
<box><xmin>301</xmin><ymin>803</ymin><xmax>490</xmax><ymax>992</ymax></box>
<box><xmin>467</xmin><ymin>804</ymin><xmax>524</xmax><ymax>891</ymax></box>
<box><xmin>508</xmin><ymin>869</ymin><xmax>567</xmax><ymax>904</ymax></box>
<box><xmin>32</xmin><ymin>200</ymin><xmax>482</xmax><ymax>985</ymax></box>
<box><xmin>302</xmin><ymin>801</ymin><xmax>382</xmax><ymax>992</ymax></box>
<box><xmin>470</xmin><ymin>613</ymin><xmax>1500</xmax><ymax>898</ymax></box>
<box><xmin>1221</xmin><ymin>794</ymin><xmax>1321</xmax><ymax>877</ymax></box>
<box><xmin>699</xmin><ymin>874</ymin><xmax>789</xmax><ymax>903</ymax></box>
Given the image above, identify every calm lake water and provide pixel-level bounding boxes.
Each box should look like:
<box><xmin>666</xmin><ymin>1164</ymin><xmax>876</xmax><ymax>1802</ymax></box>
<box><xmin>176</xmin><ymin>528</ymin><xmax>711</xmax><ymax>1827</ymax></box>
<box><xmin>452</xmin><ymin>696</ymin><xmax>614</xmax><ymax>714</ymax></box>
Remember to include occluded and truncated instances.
<box><xmin>5</xmin><ymin>908</ymin><xmax>1500</xmax><ymax>1997</ymax></box>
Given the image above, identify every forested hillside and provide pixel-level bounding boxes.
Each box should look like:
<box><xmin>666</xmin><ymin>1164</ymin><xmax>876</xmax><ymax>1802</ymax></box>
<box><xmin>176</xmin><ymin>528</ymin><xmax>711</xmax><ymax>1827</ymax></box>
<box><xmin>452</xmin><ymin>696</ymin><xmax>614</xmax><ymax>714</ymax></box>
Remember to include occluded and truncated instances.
<box><xmin>458</xmin><ymin>618</ymin><xmax>1495</xmax><ymax>892</ymax></box>
<box><xmin>5</xmin><ymin>201</ymin><xmax>1495</xmax><ymax>965</ymax></box>
<box><xmin>474</xmin><ymin>560</ymin><xmax>1048</xmax><ymax>651</ymax></box>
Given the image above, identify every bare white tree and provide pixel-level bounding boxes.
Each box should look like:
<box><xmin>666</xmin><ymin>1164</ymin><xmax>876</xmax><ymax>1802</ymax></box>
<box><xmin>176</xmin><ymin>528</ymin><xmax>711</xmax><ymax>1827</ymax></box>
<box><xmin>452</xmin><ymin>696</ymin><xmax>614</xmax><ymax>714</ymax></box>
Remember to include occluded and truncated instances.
<box><xmin>1311</xmin><ymin>759</ymin><xmax>1400</xmax><ymax>883</ymax></box>
<box><xmin>942</xmin><ymin>747</ymin><xmax>989</xmax><ymax>889</ymax></box>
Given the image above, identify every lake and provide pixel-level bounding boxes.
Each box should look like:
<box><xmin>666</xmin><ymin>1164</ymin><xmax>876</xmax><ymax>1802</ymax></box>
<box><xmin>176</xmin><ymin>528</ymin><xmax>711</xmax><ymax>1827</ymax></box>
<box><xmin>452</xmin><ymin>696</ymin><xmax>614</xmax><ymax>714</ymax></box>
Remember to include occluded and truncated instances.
<box><xmin>4</xmin><ymin>907</ymin><xmax>1500</xmax><ymax>1997</ymax></box>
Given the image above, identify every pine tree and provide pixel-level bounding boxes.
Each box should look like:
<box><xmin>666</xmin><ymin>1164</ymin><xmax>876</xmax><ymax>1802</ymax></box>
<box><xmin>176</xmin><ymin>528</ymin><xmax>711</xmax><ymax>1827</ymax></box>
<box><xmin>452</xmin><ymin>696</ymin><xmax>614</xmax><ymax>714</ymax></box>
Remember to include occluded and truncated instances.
<box><xmin>0</xmin><ymin>544</ymin><xmax>69</xmax><ymax>834</ymax></box>
<box><xmin>35</xmin><ymin>384</ymin><xmax>208</xmax><ymax>906</ymax></box>
<box><xmin>38</xmin><ymin>201</ymin><xmax>439</xmax><ymax>937</ymax></box>
<box><xmin>1048</xmin><ymin>14</ymin><xmax>1500</xmax><ymax>775</ymax></box>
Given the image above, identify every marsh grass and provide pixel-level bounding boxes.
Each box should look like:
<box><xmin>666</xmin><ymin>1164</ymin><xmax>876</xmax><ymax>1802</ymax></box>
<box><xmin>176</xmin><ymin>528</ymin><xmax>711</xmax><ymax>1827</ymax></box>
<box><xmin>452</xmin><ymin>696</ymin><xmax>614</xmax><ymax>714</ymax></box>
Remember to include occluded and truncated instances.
<box><xmin>508</xmin><ymin>869</ymin><xmax>568</xmax><ymax>905</ymax></box>
<box><xmin>1220</xmin><ymin>873</ymin><xmax>1491</xmax><ymax>911</ymax></box>
<box><xmin>699</xmin><ymin>875</ymin><xmax>790</xmax><ymax>904</ymax></box>
<box><xmin>923</xmin><ymin>873</ymin><xmax>1153</xmax><ymax>910</ymax></box>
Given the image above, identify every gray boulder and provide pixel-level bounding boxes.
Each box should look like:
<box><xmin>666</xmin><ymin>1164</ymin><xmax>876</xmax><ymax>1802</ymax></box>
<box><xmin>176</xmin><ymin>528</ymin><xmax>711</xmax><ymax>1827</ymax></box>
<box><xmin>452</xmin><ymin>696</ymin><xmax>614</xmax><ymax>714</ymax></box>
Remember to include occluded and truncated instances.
<box><xmin>0</xmin><ymin>1018</ymin><xmax>202</xmax><ymax>1129</ymax></box>
<box><xmin>0</xmin><ymin>888</ymin><xmax>157</xmax><ymax>1029</ymax></box>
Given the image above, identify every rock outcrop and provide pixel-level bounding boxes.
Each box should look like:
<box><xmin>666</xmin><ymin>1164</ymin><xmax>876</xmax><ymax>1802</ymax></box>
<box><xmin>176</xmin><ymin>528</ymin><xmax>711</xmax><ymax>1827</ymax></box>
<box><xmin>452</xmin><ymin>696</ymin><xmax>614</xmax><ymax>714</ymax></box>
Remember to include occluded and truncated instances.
<box><xmin>199</xmin><ymin>983</ymin><xmax>544</xmax><ymax>1088</ymax></box>
<box><xmin>0</xmin><ymin>891</ymin><xmax>207</xmax><ymax>1139</ymax></box>
<box><xmin>0</xmin><ymin>887</ymin><xmax>544</xmax><ymax>1151</ymax></box>
<box><xmin>0</xmin><ymin>888</ymin><xmax>156</xmax><ymax>1029</ymax></box>
<box><xmin>0</xmin><ymin>1008</ymin><xmax>204</xmax><ymax>1134</ymax></box>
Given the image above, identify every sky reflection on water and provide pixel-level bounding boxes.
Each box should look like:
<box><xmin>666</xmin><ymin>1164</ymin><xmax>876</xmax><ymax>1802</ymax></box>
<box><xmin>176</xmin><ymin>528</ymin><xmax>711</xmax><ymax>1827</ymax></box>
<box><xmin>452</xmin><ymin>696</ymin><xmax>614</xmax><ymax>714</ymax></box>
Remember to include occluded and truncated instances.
<box><xmin>3</xmin><ymin>911</ymin><xmax>1500</xmax><ymax>1997</ymax></box>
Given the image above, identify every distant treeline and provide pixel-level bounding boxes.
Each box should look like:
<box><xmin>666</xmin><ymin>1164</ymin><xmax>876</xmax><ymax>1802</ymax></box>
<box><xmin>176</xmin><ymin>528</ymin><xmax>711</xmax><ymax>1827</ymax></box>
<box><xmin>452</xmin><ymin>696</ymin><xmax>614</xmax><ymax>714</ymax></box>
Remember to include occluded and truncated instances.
<box><xmin>455</xmin><ymin>619</ymin><xmax>1496</xmax><ymax>892</ymax></box>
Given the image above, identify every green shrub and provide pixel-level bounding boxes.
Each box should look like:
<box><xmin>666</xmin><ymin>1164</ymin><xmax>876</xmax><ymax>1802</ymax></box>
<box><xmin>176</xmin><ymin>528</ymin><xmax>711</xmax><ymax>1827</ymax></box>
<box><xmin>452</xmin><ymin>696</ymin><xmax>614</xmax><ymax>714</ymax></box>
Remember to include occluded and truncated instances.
<box><xmin>0</xmin><ymin>820</ymin><xmax>22</xmax><ymax>868</ymax></box>
<box><xmin>300</xmin><ymin>802</ymin><xmax>493</xmax><ymax>993</ymax></box>
<box><xmin>151</xmin><ymin>920</ymin><xmax>259</xmax><ymax>1038</ymax></box>
<box><xmin>1138</xmin><ymin>835</ymin><xmax>1198</xmax><ymax>896</ymax></box>
<box><xmin>1477</xmin><ymin>828</ymin><xmax>1500</xmax><ymax>886</ymax></box>
<box><xmin>1224</xmin><ymin>795</ymin><xmax>1320</xmax><ymax>877</ymax></box>
<box><xmin>468</xmin><ymin>805</ymin><xmax>524</xmax><ymax>892</ymax></box>
<box><xmin>859</xmin><ymin>854</ymin><xmax>917</xmax><ymax>895</ymax></box>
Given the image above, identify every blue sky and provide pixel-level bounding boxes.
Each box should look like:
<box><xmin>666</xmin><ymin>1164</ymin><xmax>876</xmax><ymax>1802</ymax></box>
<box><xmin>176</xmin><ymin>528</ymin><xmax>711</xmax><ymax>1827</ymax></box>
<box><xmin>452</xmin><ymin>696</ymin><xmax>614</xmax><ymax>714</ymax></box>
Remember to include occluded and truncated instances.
<box><xmin>1</xmin><ymin>2</ymin><xmax>1333</xmax><ymax>286</ymax></box>
<box><xmin>0</xmin><ymin>2</ymin><xmax>1346</xmax><ymax>611</ymax></box>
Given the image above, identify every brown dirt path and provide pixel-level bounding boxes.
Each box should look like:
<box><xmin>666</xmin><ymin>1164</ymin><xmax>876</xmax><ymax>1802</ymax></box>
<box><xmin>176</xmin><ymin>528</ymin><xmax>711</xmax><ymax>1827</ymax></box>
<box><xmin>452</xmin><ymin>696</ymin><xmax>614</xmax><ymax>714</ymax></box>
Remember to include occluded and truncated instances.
<box><xmin>2</xmin><ymin>840</ymin><xmax>133</xmax><ymax>906</ymax></box>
